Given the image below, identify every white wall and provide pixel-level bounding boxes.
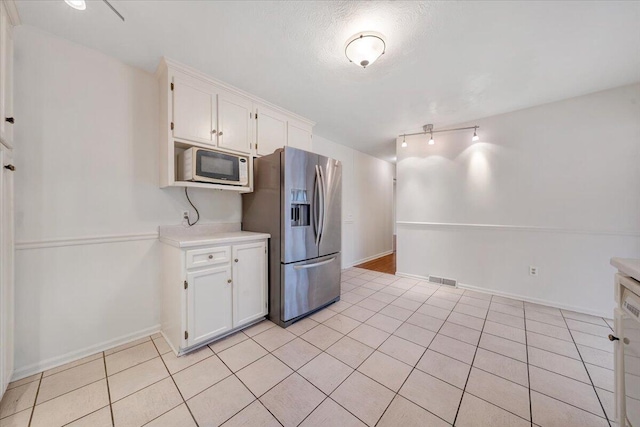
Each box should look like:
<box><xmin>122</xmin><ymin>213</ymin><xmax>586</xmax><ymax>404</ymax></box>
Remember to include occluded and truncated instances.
<box><xmin>13</xmin><ymin>26</ymin><xmax>241</xmax><ymax>377</ymax></box>
<box><xmin>396</xmin><ymin>84</ymin><xmax>640</xmax><ymax>317</ymax></box>
<box><xmin>12</xmin><ymin>26</ymin><xmax>395</xmax><ymax>378</ymax></box>
<box><xmin>312</xmin><ymin>135</ymin><xmax>394</xmax><ymax>267</ymax></box>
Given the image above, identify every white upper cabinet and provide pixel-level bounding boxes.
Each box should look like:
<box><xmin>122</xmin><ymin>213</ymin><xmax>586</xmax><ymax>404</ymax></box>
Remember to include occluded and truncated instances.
<box><xmin>255</xmin><ymin>105</ymin><xmax>287</xmax><ymax>156</ymax></box>
<box><xmin>157</xmin><ymin>58</ymin><xmax>314</xmax><ymax>189</ymax></box>
<box><xmin>232</xmin><ymin>241</ymin><xmax>267</xmax><ymax>327</ymax></box>
<box><xmin>217</xmin><ymin>90</ymin><xmax>253</xmax><ymax>154</ymax></box>
<box><xmin>172</xmin><ymin>77</ymin><xmax>217</xmax><ymax>146</ymax></box>
<box><xmin>288</xmin><ymin>120</ymin><xmax>313</xmax><ymax>152</ymax></box>
<box><xmin>0</xmin><ymin>1</ymin><xmax>15</xmax><ymax>149</ymax></box>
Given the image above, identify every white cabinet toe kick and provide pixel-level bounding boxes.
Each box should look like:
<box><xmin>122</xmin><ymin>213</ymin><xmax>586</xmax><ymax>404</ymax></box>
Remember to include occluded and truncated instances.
<box><xmin>160</xmin><ymin>233</ymin><xmax>269</xmax><ymax>355</ymax></box>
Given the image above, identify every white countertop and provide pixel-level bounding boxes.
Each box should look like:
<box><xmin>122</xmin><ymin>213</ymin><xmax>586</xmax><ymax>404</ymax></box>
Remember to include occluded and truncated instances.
<box><xmin>160</xmin><ymin>231</ymin><xmax>270</xmax><ymax>248</ymax></box>
<box><xmin>611</xmin><ymin>257</ymin><xmax>640</xmax><ymax>282</ymax></box>
<box><xmin>158</xmin><ymin>223</ymin><xmax>269</xmax><ymax>248</ymax></box>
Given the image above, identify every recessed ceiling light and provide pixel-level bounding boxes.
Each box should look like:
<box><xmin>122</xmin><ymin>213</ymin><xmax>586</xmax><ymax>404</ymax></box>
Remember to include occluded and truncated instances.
<box><xmin>65</xmin><ymin>0</ymin><xmax>86</xmax><ymax>10</ymax></box>
<box><xmin>345</xmin><ymin>32</ymin><xmax>386</xmax><ymax>69</ymax></box>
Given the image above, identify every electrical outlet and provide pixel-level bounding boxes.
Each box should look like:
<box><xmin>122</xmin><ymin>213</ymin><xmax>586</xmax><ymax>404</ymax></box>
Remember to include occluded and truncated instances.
<box><xmin>529</xmin><ymin>266</ymin><xmax>538</xmax><ymax>276</ymax></box>
<box><xmin>182</xmin><ymin>210</ymin><xmax>189</xmax><ymax>227</ymax></box>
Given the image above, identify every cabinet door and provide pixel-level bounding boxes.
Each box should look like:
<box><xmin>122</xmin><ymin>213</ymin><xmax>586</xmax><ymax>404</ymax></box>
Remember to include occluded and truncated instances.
<box><xmin>232</xmin><ymin>241</ymin><xmax>267</xmax><ymax>327</ymax></box>
<box><xmin>172</xmin><ymin>76</ymin><xmax>217</xmax><ymax>146</ymax></box>
<box><xmin>0</xmin><ymin>3</ymin><xmax>13</xmax><ymax>148</ymax></box>
<box><xmin>256</xmin><ymin>106</ymin><xmax>287</xmax><ymax>156</ymax></box>
<box><xmin>186</xmin><ymin>265</ymin><xmax>232</xmax><ymax>347</ymax></box>
<box><xmin>287</xmin><ymin>120</ymin><xmax>312</xmax><ymax>152</ymax></box>
<box><xmin>0</xmin><ymin>145</ymin><xmax>13</xmax><ymax>397</ymax></box>
<box><xmin>218</xmin><ymin>90</ymin><xmax>252</xmax><ymax>154</ymax></box>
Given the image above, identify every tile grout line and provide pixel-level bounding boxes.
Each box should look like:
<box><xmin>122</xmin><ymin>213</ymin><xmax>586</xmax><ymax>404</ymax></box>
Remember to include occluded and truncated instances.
<box><xmin>101</xmin><ymin>352</ymin><xmax>115</xmax><ymax>427</ymax></box>
<box><xmin>559</xmin><ymin>309</ymin><xmax>613</xmax><ymax>426</ymax></box>
<box><xmin>523</xmin><ymin>301</ymin><xmax>534</xmax><ymax>427</ymax></box>
<box><xmin>295</xmin><ymin>281</ymin><xmax>442</xmax><ymax>426</ymax></box>
<box><xmin>150</xmin><ymin>337</ymin><xmax>201</xmax><ymax>427</ymax></box>
<box><xmin>451</xmin><ymin>294</ymin><xmax>491</xmax><ymax>426</ymax></box>
<box><xmin>26</xmin><ymin>373</ymin><xmax>42</xmax><ymax>427</ymax></box>
<box><xmin>373</xmin><ymin>288</ymin><xmax>461</xmax><ymax>427</ymax></box>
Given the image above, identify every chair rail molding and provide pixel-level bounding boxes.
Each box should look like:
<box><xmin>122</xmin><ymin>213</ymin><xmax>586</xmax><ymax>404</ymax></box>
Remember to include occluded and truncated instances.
<box><xmin>15</xmin><ymin>232</ymin><xmax>159</xmax><ymax>250</ymax></box>
<box><xmin>396</xmin><ymin>221</ymin><xmax>640</xmax><ymax>237</ymax></box>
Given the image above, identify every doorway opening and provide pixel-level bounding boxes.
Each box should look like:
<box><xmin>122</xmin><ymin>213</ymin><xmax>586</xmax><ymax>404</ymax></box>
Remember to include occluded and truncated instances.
<box><xmin>355</xmin><ymin>253</ymin><xmax>396</xmax><ymax>274</ymax></box>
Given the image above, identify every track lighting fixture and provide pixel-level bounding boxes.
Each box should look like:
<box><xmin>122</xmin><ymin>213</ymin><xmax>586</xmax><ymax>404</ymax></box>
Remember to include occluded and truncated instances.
<box><xmin>397</xmin><ymin>123</ymin><xmax>480</xmax><ymax>147</ymax></box>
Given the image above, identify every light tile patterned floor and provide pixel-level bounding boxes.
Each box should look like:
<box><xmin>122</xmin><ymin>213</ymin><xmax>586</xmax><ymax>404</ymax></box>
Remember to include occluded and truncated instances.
<box><xmin>0</xmin><ymin>268</ymin><xmax>616</xmax><ymax>427</ymax></box>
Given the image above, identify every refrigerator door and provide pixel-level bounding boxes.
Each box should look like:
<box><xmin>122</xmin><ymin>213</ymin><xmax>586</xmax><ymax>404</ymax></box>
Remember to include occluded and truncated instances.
<box><xmin>282</xmin><ymin>147</ymin><xmax>319</xmax><ymax>263</ymax></box>
<box><xmin>281</xmin><ymin>253</ymin><xmax>341</xmax><ymax>322</ymax></box>
<box><xmin>318</xmin><ymin>155</ymin><xmax>342</xmax><ymax>257</ymax></box>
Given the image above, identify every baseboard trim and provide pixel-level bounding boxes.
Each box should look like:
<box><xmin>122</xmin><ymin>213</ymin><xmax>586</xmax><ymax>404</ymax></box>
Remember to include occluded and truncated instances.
<box><xmin>16</xmin><ymin>233</ymin><xmax>159</xmax><ymax>250</ymax></box>
<box><xmin>395</xmin><ymin>270</ymin><xmax>611</xmax><ymax>318</ymax></box>
<box><xmin>395</xmin><ymin>271</ymin><xmax>430</xmax><ymax>281</ymax></box>
<box><xmin>11</xmin><ymin>324</ymin><xmax>161</xmax><ymax>381</ymax></box>
<box><xmin>346</xmin><ymin>250</ymin><xmax>394</xmax><ymax>269</ymax></box>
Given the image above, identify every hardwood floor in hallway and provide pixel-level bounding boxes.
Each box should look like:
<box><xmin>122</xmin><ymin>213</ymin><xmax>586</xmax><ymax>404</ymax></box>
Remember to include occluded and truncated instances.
<box><xmin>354</xmin><ymin>252</ymin><xmax>396</xmax><ymax>274</ymax></box>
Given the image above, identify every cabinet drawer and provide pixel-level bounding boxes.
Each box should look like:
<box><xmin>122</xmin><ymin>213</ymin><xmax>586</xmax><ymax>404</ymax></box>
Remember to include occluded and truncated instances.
<box><xmin>186</xmin><ymin>246</ymin><xmax>230</xmax><ymax>269</ymax></box>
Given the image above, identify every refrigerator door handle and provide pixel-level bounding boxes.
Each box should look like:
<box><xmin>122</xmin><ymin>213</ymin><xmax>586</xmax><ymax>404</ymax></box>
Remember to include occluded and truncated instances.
<box><xmin>313</xmin><ymin>165</ymin><xmax>321</xmax><ymax>246</ymax></box>
<box><xmin>293</xmin><ymin>256</ymin><xmax>337</xmax><ymax>270</ymax></box>
<box><xmin>318</xmin><ymin>166</ymin><xmax>327</xmax><ymax>244</ymax></box>
<box><xmin>317</xmin><ymin>165</ymin><xmax>326</xmax><ymax>245</ymax></box>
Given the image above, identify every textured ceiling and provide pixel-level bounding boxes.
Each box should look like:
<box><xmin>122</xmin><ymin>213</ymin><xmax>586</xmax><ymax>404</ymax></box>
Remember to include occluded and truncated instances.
<box><xmin>15</xmin><ymin>1</ymin><xmax>640</xmax><ymax>161</ymax></box>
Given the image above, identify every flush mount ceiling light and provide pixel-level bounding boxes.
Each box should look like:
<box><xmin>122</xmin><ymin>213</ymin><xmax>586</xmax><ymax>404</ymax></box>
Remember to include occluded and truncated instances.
<box><xmin>345</xmin><ymin>32</ymin><xmax>386</xmax><ymax>68</ymax></box>
<box><xmin>398</xmin><ymin>124</ymin><xmax>480</xmax><ymax>147</ymax></box>
<box><xmin>65</xmin><ymin>0</ymin><xmax>86</xmax><ymax>10</ymax></box>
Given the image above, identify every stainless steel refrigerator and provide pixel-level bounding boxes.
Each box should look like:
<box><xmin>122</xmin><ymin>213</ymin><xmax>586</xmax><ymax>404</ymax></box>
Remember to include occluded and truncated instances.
<box><xmin>242</xmin><ymin>147</ymin><xmax>342</xmax><ymax>327</ymax></box>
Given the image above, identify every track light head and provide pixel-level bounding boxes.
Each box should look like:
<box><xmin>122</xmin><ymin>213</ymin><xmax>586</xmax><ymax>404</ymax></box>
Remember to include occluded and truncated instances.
<box><xmin>472</xmin><ymin>127</ymin><xmax>479</xmax><ymax>142</ymax></box>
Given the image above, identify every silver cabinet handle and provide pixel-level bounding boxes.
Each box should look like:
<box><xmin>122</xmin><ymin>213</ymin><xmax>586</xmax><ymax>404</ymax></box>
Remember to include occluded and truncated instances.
<box><xmin>218</xmin><ymin>131</ymin><xmax>224</xmax><ymax>136</ymax></box>
<box><xmin>293</xmin><ymin>257</ymin><xmax>336</xmax><ymax>270</ymax></box>
<box><xmin>234</xmin><ymin>259</ymin><xmax>239</xmax><ymax>263</ymax></box>
<box><xmin>208</xmin><ymin>255</ymin><xmax>213</xmax><ymax>259</ymax></box>
<box><xmin>211</xmin><ymin>129</ymin><xmax>217</xmax><ymax>134</ymax></box>
<box><xmin>227</xmin><ymin>279</ymin><xmax>232</xmax><ymax>283</ymax></box>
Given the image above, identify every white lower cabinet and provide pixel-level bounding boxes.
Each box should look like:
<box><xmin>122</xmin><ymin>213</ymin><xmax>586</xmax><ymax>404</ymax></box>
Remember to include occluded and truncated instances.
<box><xmin>161</xmin><ymin>237</ymin><xmax>268</xmax><ymax>355</ymax></box>
<box><xmin>233</xmin><ymin>242</ymin><xmax>268</xmax><ymax>327</ymax></box>
<box><xmin>186</xmin><ymin>265</ymin><xmax>233</xmax><ymax>347</ymax></box>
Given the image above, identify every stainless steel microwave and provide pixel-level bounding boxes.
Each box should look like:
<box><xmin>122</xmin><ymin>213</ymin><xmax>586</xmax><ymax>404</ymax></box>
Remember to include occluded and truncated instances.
<box><xmin>177</xmin><ymin>147</ymin><xmax>249</xmax><ymax>186</ymax></box>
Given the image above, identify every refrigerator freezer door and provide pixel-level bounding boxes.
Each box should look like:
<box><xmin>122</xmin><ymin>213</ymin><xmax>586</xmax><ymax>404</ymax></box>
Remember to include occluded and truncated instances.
<box><xmin>281</xmin><ymin>253</ymin><xmax>341</xmax><ymax>322</ymax></box>
<box><xmin>283</xmin><ymin>148</ymin><xmax>319</xmax><ymax>263</ymax></box>
<box><xmin>318</xmin><ymin>155</ymin><xmax>342</xmax><ymax>257</ymax></box>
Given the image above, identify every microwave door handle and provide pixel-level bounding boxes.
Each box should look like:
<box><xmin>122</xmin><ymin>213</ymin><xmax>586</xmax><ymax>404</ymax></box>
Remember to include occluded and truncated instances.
<box><xmin>313</xmin><ymin>165</ymin><xmax>321</xmax><ymax>246</ymax></box>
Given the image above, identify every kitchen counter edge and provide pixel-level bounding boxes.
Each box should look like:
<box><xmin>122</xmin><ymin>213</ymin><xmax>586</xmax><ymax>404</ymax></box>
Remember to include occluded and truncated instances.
<box><xmin>159</xmin><ymin>231</ymin><xmax>270</xmax><ymax>248</ymax></box>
